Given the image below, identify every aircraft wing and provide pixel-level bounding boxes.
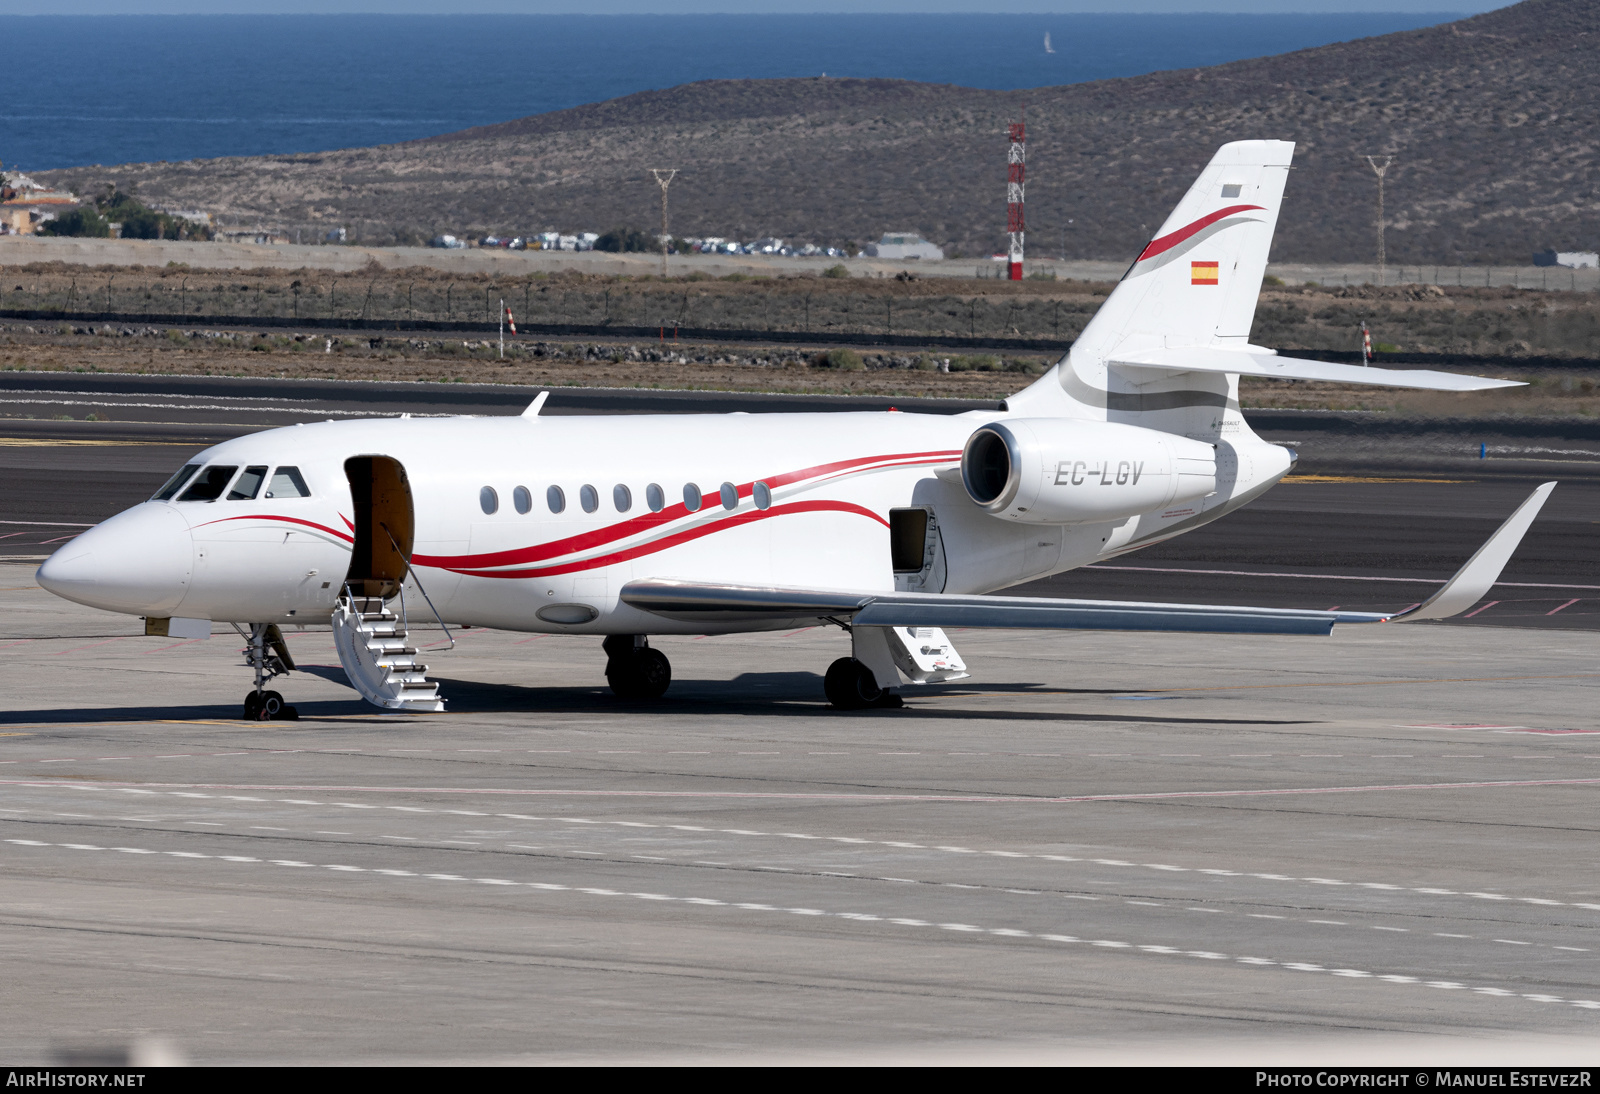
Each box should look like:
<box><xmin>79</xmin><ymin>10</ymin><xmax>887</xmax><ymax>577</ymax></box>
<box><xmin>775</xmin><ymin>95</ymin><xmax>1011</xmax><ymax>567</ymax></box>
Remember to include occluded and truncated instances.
<box><xmin>621</xmin><ymin>580</ymin><xmax>1383</xmax><ymax>635</ymax></box>
<box><xmin>1108</xmin><ymin>346</ymin><xmax>1524</xmax><ymax>392</ymax></box>
<box><xmin>621</xmin><ymin>483</ymin><xmax>1555</xmax><ymax>634</ymax></box>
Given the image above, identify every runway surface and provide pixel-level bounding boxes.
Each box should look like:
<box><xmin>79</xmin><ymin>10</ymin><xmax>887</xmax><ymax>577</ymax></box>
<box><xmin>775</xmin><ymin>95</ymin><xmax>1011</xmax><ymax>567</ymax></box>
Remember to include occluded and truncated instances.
<box><xmin>2</xmin><ymin>564</ymin><xmax>1599</xmax><ymax>1062</ymax></box>
<box><xmin>2</xmin><ymin>371</ymin><xmax>1596</xmax><ymax>630</ymax></box>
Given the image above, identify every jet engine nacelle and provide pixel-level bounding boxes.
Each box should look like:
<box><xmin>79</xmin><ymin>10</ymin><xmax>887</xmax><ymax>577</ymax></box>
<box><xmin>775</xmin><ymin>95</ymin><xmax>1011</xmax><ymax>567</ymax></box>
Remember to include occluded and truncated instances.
<box><xmin>961</xmin><ymin>418</ymin><xmax>1217</xmax><ymax>524</ymax></box>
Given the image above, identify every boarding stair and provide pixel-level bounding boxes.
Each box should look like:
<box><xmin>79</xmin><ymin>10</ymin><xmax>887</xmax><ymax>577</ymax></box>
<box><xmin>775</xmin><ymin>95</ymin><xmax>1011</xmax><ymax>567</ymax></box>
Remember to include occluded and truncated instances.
<box><xmin>331</xmin><ymin>588</ymin><xmax>445</xmax><ymax>712</ymax></box>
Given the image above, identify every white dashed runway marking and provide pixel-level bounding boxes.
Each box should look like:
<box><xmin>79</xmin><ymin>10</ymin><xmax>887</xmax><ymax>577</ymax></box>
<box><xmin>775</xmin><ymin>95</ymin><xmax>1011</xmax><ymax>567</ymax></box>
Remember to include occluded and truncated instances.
<box><xmin>12</xmin><ymin>781</ymin><xmax>1600</xmax><ymax>917</ymax></box>
<box><xmin>5</xmin><ymin>836</ymin><xmax>1593</xmax><ymax>1013</ymax></box>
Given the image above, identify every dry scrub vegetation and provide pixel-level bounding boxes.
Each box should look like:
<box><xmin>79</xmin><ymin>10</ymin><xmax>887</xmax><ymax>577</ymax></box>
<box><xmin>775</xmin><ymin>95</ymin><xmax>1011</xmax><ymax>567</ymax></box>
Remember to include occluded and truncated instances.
<box><xmin>3</xmin><ymin>262</ymin><xmax>1598</xmax><ymax>413</ymax></box>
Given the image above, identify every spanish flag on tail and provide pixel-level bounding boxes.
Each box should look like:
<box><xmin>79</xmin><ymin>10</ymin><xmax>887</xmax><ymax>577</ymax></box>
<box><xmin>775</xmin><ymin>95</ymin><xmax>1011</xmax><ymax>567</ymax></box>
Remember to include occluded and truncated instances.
<box><xmin>1191</xmin><ymin>261</ymin><xmax>1219</xmax><ymax>285</ymax></box>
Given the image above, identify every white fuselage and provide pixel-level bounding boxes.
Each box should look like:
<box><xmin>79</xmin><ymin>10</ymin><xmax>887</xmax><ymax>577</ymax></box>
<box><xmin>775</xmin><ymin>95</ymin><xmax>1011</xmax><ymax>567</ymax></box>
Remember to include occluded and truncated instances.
<box><xmin>37</xmin><ymin>408</ymin><xmax>1293</xmax><ymax>633</ymax></box>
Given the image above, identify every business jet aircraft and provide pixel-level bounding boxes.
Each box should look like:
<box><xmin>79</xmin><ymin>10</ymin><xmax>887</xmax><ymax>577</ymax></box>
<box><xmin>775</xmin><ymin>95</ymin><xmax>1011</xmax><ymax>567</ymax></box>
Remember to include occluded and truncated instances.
<box><xmin>37</xmin><ymin>141</ymin><xmax>1552</xmax><ymax>719</ymax></box>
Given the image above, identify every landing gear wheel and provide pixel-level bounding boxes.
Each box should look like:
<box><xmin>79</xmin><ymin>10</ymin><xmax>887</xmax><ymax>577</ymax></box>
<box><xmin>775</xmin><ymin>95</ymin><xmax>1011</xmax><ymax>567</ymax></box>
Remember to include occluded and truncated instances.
<box><xmin>607</xmin><ymin>647</ymin><xmax>672</xmax><ymax>700</ymax></box>
<box><xmin>242</xmin><ymin>690</ymin><xmax>298</xmax><ymax>721</ymax></box>
<box><xmin>825</xmin><ymin>657</ymin><xmax>900</xmax><ymax>710</ymax></box>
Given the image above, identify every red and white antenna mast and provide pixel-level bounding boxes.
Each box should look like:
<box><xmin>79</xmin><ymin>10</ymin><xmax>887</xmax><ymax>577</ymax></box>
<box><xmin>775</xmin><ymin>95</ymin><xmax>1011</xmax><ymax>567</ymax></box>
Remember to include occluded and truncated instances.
<box><xmin>1006</xmin><ymin>115</ymin><xmax>1025</xmax><ymax>281</ymax></box>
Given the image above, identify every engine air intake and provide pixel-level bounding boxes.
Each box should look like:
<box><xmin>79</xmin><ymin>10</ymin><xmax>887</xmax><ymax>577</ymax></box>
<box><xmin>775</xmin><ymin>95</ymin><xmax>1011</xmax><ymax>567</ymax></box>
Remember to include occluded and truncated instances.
<box><xmin>962</xmin><ymin>425</ymin><xmax>1020</xmax><ymax>510</ymax></box>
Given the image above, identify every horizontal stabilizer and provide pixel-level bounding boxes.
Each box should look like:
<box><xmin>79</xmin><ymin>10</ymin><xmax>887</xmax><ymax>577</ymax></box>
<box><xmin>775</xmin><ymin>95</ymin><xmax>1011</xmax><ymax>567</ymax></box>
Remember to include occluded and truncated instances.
<box><xmin>1109</xmin><ymin>347</ymin><xmax>1524</xmax><ymax>392</ymax></box>
<box><xmin>621</xmin><ymin>579</ymin><xmax>1386</xmax><ymax>637</ymax></box>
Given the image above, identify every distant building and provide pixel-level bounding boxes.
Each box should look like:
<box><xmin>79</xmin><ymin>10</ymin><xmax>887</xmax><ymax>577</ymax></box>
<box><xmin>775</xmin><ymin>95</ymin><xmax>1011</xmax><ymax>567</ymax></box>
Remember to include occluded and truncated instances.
<box><xmin>1533</xmin><ymin>249</ymin><xmax>1598</xmax><ymax>269</ymax></box>
<box><xmin>218</xmin><ymin>227</ymin><xmax>289</xmax><ymax>245</ymax></box>
<box><xmin>0</xmin><ymin>172</ymin><xmax>80</xmax><ymax>235</ymax></box>
<box><xmin>0</xmin><ymin>200</ymin><xmax>78</xmax><ymax>235</ymax></box>
<box><xmin>154</xmin><ymin>206</ymin><xmax>213</xmax><ymax>228</ymax></box>
<box><xmin>864</xmin><ymin>232</ymin><xmax>944</xmax><ymax>261</ymax></box>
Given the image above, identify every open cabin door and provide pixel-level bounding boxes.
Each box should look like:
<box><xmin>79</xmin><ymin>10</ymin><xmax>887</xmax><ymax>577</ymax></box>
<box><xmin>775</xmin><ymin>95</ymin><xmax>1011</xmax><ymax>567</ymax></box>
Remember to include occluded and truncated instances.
<box><xmin>343</xmin><ymin>455</ymin><xmax>415</xmax><ymax>599</ymax></box>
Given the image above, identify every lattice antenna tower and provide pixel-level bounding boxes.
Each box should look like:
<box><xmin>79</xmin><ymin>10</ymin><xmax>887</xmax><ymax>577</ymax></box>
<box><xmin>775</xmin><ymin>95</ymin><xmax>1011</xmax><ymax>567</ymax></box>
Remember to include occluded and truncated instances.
<box><xmin>1364</xmin><ymin>154</ymin><xmax>1393</xmax><ymax>287</ymax></box>
<box><xmin>650</xmin><ymin>168</ymin><xmax>678</xmax><ymax>277</ymax></box>
<box><xmin>1007</xmin><ymin>117</ymin><xmax>1026</xmax><ymax>281</ymax></box>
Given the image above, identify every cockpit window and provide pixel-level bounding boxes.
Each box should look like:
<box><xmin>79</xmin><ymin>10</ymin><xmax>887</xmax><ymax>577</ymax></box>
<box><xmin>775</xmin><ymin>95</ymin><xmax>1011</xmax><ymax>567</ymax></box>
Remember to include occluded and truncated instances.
<box><xmin>266</xmin><ymin>466</ymin><xmax>311</xmax><ymax>499</ymax></box>
<box><xmin>228</xmin><ymin>466</ymin><xmax>269</xmax><ymax>501</ymax></box>
<box><xmin>153</xmin><ymin>463</ymin><xmax>201</xmax><ymax>501</ymax></box>
<box><xmin>178</xmin><ymin>465</ymin><xmax>239</xmax><ymax>502</ymax></box>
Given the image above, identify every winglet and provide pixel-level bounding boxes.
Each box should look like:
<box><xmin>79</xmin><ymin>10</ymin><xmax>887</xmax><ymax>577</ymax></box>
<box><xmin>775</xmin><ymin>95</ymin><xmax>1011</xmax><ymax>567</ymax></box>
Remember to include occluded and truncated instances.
<box><xmin>522</xmin><ymin>391</ymin><xmax>550</xmax><ymax>418</ymax></box>
<box><xmin>1388</xmin><ymin>482</ymin><xmax>1556</xmax><ymax>623</ymax></box>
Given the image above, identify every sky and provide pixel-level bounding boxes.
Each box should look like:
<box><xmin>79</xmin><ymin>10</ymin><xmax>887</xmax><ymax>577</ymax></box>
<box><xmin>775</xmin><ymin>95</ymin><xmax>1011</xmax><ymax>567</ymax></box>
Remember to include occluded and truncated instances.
<box><xmin>2</xmin><ymin>1</ymin><xmax>1515</xmax><ymax>12</ymax></box>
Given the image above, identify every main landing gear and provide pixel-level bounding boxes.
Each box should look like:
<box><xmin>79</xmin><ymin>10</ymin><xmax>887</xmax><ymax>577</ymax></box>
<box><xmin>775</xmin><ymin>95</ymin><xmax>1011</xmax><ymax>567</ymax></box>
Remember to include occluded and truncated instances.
<box><xmin>824</xmin><ymin>657</ymin><xmax>903</xmax><ymax>711</ymax></box>
<box><xmin>237</xmin><ymin>622</ymin><xmax>299</xmax><ymax>721</ymax></box>
<box><xmin>603</xmin><ymin>635</ymin><xmax>671</xmax><ymax>700</ymax></box>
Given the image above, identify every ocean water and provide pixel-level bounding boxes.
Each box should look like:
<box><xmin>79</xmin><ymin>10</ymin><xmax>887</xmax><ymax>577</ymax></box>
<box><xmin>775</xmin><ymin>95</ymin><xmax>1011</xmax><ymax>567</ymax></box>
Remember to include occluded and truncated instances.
<box><xmin>0</xmin><ymin>13</ymin><xmax>1460</xmax><ymax>172</ymax></box>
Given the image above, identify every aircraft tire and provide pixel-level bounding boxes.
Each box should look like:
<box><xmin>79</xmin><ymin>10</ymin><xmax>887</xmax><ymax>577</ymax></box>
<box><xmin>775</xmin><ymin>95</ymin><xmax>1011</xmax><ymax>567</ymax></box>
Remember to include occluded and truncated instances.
<box><xmin>824</xmin><ymin>657</ymin><xmax>882</xmax><ymax>710</ymax></box>
<box><xmin>607</xmin><ymin>648</ymin><xmax>671</xmax><ymax>700</ymax></box>
<box><xmin>242</xmin><ymin>692</ymin><xmax>264</xmax><ymax>720</ymax></box>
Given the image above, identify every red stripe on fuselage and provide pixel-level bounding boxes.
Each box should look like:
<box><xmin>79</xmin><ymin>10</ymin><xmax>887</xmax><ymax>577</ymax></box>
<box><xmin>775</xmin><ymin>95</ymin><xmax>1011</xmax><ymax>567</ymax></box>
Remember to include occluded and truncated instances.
<box><xmin>1135</xmin><ymin>204</ymin><xmax>1265</xmax><ymax>263</ymax></box>
<box><xmin>411</xmin><ymin>448</ymin><xmax>959</xmax><ymax>570</ymax></box>
<box><xmin>441</xmin><ymin>499</ymin><xmax>890</xmax><ymax>580</ymax></box>
<box><xmin>192</xmin><ymin>514</ymin><xmax>355</xmax><ymax>543</ymax></box>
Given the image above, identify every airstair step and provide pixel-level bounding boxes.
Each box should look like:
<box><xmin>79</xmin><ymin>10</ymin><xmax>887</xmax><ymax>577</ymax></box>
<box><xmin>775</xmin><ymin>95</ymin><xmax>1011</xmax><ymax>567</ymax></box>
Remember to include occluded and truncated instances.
<box><xmin>332</xmin><ymin>596</ymin><xmax>444</xmax><ymax>713</ymax></box>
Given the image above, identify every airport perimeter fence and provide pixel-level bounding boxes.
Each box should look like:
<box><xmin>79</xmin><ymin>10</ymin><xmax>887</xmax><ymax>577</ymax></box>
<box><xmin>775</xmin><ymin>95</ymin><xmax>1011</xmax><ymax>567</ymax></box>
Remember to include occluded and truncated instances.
<box><xmin>0</xmin><ymin>276</ymin><xmax>1100</xmax><ymax>350</ymax></box>
<box><xmin>0</xmin><ymin>307</ymin><xmax>1067</xmax><ymax>353</ymax></box>
<box><xmin>1270</xmin><ymin>263</ymin><xmax>1600</xmax><ymax>293</ymax></box>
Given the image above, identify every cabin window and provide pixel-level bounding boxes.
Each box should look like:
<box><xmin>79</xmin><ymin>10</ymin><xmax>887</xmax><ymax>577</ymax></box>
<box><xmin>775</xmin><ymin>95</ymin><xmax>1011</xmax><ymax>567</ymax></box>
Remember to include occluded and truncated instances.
<box><xmin>613</xmin><ymin>484</ymin><xmax>632</xmax><ymax>513</ymax></box>
<box><xmin>227</xmin><ymin>465</ymin><xmax>269</xmax><ymax>501</ymax></box>
<box><xmin>178</xmin><ymin>465</ymin><xmax>239</xmax><ymax>502</ymax></box>
<box><xmin>753</xmin><ymin>481</ymin><xmax>772</xmax><ymax>510</ymax></box>
<box><xmin>720</xmin><ymin>482</ymin><xmax>738</xmax><ymax>510</ymax></box>
<box><xmin>1221</xmin><ymin>183</ymin><xmax>1242</xmax><ymax>198</ymax></box>
<box><xmin>547</xmin><ymin>485</ymin><xmax>565</xmax><ymax>513</ymax></box>
<box><xmin>153</xmin><ymin>463</ymin><xmax>201</xmax><ymax>501</ymax></box>
<box><xmin>580</xmin><ymin>484</ymin><xmax>599</xmax><ymax>513</ymax></box>
<box><xmin>479</xmin><ymin>486</ymin><xmax>499</xmax><ymax>515</ymax></box>
<box><xmin>646</xmin><ymin>483</ymin><xmax>665</xmax><ymax>512</ymax></box>
<box><xmin>683</xmin><ymin>483</ymin><xmax>702</xmax><ymax>512</ymax></box>
<box><xmin>266</xmin><ymin>466</ymin><xmax>311</xmax><ymax>499</ymax></box>
<box><xmin>513</xmin><ymin>485</ymin><xmax>532</xmax><ymax>514</ymax></box>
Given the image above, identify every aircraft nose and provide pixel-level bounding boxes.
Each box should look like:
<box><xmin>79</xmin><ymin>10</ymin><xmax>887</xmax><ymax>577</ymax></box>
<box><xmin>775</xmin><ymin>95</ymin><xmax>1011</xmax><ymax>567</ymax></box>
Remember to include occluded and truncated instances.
<box><xmin>37</xmin><ymin>503</ymin><xmax>194</xmax><ymax>616</ymax></box>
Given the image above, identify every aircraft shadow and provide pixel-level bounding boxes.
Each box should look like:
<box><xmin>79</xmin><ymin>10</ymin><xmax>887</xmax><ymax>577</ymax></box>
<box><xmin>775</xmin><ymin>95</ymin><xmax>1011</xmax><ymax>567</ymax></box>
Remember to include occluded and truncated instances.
<box><xmin>421</xmin><ymin>674</ymin><xmax>1310</xmax><ymax>726</ymax></box>
<box><xmin>0</xmin><ymin>670</ymin><xmax>1309</xmax><ymax>728</ymax></box>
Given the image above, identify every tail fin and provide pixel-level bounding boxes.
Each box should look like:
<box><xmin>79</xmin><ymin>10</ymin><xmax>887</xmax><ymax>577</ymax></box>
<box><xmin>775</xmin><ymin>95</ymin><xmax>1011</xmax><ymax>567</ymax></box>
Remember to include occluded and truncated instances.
<box><xmin>1009</xmin><ymin>139</ymin><xmax>1295</xmax><ymax>432</ymax></box>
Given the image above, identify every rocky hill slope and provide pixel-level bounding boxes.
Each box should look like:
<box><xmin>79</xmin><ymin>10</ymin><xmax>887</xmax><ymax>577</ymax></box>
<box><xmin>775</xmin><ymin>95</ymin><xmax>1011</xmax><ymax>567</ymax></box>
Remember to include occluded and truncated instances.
<box><xmin>38</xmin><ymin>0</ymin><xmax>1600</xmax><ymax>264</ymax></box>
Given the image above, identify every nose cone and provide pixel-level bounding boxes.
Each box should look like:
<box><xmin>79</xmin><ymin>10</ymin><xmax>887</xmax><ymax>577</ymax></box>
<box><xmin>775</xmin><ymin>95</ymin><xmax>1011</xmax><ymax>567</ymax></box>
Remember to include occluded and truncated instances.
<box><xmin>37</xmin><ymin>503</ymin><xmax>193</xmax><ymax>616</ymax></box>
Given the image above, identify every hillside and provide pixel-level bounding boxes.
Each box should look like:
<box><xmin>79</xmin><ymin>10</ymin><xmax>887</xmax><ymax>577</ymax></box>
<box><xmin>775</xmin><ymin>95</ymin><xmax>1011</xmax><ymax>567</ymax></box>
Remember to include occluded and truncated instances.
<box><xmin>36</xmin><ymin>0</ymin><xmax>1600</xmax><ymax>264</ymax></box>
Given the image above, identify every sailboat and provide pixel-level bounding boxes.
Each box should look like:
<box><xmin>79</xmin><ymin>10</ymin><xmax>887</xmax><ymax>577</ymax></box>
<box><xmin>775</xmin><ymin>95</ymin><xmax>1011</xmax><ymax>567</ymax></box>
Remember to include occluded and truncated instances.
<box><xmin>1044</xmin><ymin>31</ymin><xmax>1054</xmax><ymax>53</ymax></box>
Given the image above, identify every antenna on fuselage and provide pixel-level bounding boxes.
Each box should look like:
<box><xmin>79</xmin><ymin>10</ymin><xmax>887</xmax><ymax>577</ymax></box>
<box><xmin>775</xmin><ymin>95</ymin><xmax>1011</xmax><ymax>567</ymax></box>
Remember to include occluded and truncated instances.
<box><xmin>522</xmin><ymin>391</ymin><xmax>550</xmax><ymax>417</ymax></box>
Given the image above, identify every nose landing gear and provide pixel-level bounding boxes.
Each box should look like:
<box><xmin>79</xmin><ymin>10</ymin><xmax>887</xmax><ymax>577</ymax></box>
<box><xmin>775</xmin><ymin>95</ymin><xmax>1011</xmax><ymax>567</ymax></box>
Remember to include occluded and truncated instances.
<box><xmin>603</xmin><ymin>635</ymin><xmax>672</xmax><ymax>700</ymax></box>
<box><xmin>236</xmin><ymin>623</ymin><xmax>299</xmax><ymax>721</ymax></box>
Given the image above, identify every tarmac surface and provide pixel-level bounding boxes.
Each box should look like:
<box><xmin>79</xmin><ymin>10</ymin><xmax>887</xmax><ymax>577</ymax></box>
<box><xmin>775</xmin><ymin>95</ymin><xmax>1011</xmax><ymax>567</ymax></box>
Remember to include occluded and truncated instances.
<box><xmin>1</xmin><ymin>373</ymin><xmax>1599</xmax><ymax>1062</ymax></box>
<box><xmin>2</xmin><ymin>565</ymin><xmax>1600</xmax><ymax>1063</ymax></box>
